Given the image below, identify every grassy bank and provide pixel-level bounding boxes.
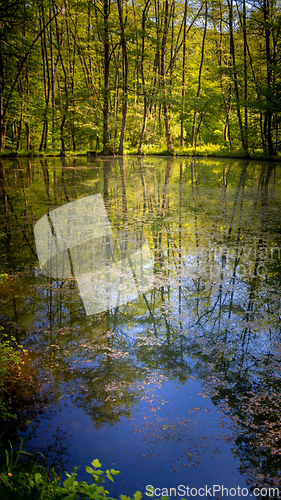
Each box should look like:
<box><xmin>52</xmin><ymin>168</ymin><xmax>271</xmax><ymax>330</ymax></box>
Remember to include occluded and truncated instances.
<box><xmin>0</xmin><ymin>144</ymin><xmax>281</xmax><ymax>161</ymax></box>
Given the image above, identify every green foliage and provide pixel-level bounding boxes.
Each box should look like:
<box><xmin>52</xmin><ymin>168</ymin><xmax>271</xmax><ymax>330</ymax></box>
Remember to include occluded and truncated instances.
<box><xmin>0</xmin><ymin>327</ymin><xmax>22</xmax><ymax>421</ymax></box>
<box><xmin>1</xmin><ymin>0</ymin><xmax>281</xmax><ymax>156</ymax></box>
<box><xmin>0</xmin><ymin>448</ymin><xmax>169</xmax><ymax>500</ymax></box>
<box><xmin>0</xmin><ymin>283</ymin><xmax>28</xmax><ymax>421</ymax></box>
<box><xmin>0</xmin><ymin>274</ymin><xmax>8</xmax><ymax>285</ymax></box>
<box><xmin>0</xmin><ymin>446</ymin><xmax>119</xmax><ymax>500</ymax></box>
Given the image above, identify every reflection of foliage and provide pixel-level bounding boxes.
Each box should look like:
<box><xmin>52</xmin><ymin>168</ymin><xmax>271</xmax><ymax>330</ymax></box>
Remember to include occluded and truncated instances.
<box><xmin>234</xmin><ymin>388</ymin><xmax>281</xmax><ymax>487</ymax></box>
<box><xmin>2</xmin><ymin>349</ymin><xmax>70</xmax><ymax>471</ymax></box>
<box><xmin>202</xmin><ymin>373</ymin><xmax>281</xmax><ymax>490</ymax></box>
<box><xmin>178</xmin><ymin>293</ymin><xmax>281</xmax><ymax>489</ymax></box>
<box><xmin>19</xmin><ymin>323</ymin><xmax>148</xmax><ymax>427</ymax></box>
<box><xmin>1</xmin><ymin>156</ymin><xmax>281</xmax><ymax>489</ymax></box>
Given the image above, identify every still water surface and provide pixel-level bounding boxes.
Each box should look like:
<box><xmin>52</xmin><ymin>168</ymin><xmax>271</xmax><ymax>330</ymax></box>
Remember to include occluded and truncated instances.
<box><xmin>1</xmin><ymin>156</ymin><xmax>281</xmax><ymax>497</ymax></box>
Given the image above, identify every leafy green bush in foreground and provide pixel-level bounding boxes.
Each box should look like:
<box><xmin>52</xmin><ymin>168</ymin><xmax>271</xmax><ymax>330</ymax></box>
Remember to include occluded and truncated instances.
<box><xmin>0</xmin><ymin>325</ymin><xmax>26</xmax><ymax>422</ymax></box>
<box><xmin>0</xmin><ymin>445</ymin><xmax>168</xmax><ymax>500</ymax></box>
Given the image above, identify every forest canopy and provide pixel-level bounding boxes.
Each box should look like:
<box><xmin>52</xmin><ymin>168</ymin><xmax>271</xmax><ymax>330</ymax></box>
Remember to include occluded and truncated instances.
<box><xmin>0</xmin><ymin>0</ymin><xmax>280</xmax><ymax>156</ymax></box>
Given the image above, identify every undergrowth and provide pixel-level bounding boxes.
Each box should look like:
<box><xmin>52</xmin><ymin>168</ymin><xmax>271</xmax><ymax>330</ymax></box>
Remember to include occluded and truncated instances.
<box><xmin>0</xmin><ymin>446</ymin><xmax>165</xmax><ymax>500</ymax></box>
<box><xmin>1</xmin><ymin>144</ymin><xmax>280</xmax><ymax>161</ymax></box>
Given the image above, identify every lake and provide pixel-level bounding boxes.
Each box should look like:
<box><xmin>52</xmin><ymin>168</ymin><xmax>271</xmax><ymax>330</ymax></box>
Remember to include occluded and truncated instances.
<box><xmin>0</xmin><ymin>156</ymin><xmax>281</xmax><ymax>498</ymax></box>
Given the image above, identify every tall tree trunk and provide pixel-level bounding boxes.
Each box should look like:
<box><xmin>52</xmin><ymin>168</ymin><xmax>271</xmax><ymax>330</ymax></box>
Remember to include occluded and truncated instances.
<box><xmin>216</xmin><ymin>0</ymin><xmax>232</xmax><ymax>145</ymax></box>
<box><xmin>26</xmin><ymin>66</ymin><xmax>32</xmax><ymax>150</ymax></box>
<box><xmin>17</xmin><ymin>83</ymin><xmax>24</xmax><ymax>150</ymax></box>
<box><xmin>180</xmin><ymin>0</ymin><xmax>188</xmax><ymax>148</ymax></box>
<box><xmin>0</xmin><ymin>28</ymin><xmax>4</xmax><ymax>151</ymax></box>
<box><xmin>54</xmin><ymin>11</ymin><xmax>68</xmax><ymax>155</ymax></box>
<box><xmin>103</xmin><ymin>0</ymin><xmax>110</xmax><ymax>154</ymax></box>
<box><xmin>191</xmin><ymin>0</ymin><xmax>207</xmax><ymax>148</ymax></box>
<box><xmin>227</xmin><ymin>0</ymin><xmax>247</xmax><ymax>152</ymax></box>
<box><xmin>49</xmin><ymin>7</ymin><xmax>56</xmax><ymax>150</ymax></box>
<box><xmin>113</xmin><ymin>47</ymin><xmax>121</xmax><ymax>140</ymax></box>
<box><xmin>138</xmin><ymin>0</ymin><xmax>151</xmax><ymax>154</ymax></box>
<box><xmin>236</xmin><ymin>0</ymin><xmax>263</xmax><ymax>150</ymax></box>
<box><xmin>161</xmin><ymin>0</ymin><xmax>172</xmax><ymax>152</ymax></box>
<box><xmin>39</xmin><ymin>1</ymin><xmax>51</xmax><ymax>151</ymax></box>
<box><xmin>68</xmin><ymin>8</ymin><xmax>77</xmax><ymax>151</ymax></box>
<box><xmin>117</xmin><ymin>0</ymin><xmax>128</xmax><ymax>155</ymax></box>
<box><xmin>242</xmin><ymin>0</ymin><xmax>248</xmax><ymax>150</ymax></box>
<box><xmin>263</xmin><ymin>0</ymin><xmax>274</xmax><ymax>155</ymax></box>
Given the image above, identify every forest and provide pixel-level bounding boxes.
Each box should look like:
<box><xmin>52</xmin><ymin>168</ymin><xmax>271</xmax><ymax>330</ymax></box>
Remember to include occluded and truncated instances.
<box><xmin>0</xmin><ymin>0</ymin><xmax>281</xmax><ymax>157</ymax></box>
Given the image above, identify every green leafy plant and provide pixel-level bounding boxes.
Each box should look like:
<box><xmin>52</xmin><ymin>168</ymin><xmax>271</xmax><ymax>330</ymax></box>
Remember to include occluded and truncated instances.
<box><xmin>0</xmin><ymin>447</ymin><xmax>157</xmax><ymax>500</ymax></box>
<box><xmin>0</xmin><ymin>325</ymin><xmax>27</xmax><ymax>421</ymax></box>
<box><xmin>56</xmin><ymin>458</ymin><xmax>120</xmax><ymax>499</ymax></box>
<box><xmin>0</xmin><ymin>274</ymin><xmax>8</xmax><ymax>285</ymax></box>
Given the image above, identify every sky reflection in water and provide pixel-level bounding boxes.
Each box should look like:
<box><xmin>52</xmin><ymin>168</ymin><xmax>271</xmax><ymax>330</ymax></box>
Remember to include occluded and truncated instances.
<box><xmin>1</xmin><ymin>156</ymin><xmax>281</xmax><ymax>496</ymax></box>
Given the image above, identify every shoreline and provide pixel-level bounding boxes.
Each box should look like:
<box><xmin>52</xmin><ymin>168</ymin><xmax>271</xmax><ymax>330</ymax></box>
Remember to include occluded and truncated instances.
<box><xmin>1</xmin><ymin>150</ymin><xmax>281</xmax><ymax>162</ymax></box>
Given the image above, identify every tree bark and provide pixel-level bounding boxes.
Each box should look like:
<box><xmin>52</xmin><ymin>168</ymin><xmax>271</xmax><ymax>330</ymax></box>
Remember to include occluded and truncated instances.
<box><xmin>227</xmin><ymin>0</ymin><xmax>247</xmax><ymax>152</ymax></box>
<box><xmin>54</xmin><ymin>10</ymin><xmax>68</xmax><ymax>155</ymax></box>
<box><xmin>191</xmin><ymin>1</ymin><xmax>207</xmax><ymax>148</ymax></box>
<box><xmin>138</xmin><ymin>0</ymin><xmax>151</xmax><ymax>153</ymax></box>
<box><xmin>160</xmin><ymin>0</ymin><xmax>172</xmax><ymax>152</ymax></box>
<box><xmin>263</xmin><ymin>0</ymin><xmax>274</xmax><ymax>155</ymax></box>
<box><xmin>180</xmin><ymin>0</ymin><xmax>188</xmax><ymax>148</ymax></box>
<box><xmin>117</xmin><ymin>0</ymin><xmax>128</xmax><ymax>155</ymax></box>
<box><xmin>103</xmin><ymin>0</ymin><xmax>110</xmax><ymax>154</ymax></box>
<box><xmin>39</xmin><ymin>1</ymin><xmax>51</xmax><ymax>151</ymax></box>
<box><xmin>0</xmin><ymin>27</ymin><xmax>4</xmax><ymax>151</ymax></box>
<box><xmin>242</xmin><ymin>0</ymin><xmax>248</xmax><ymax>150</ymax></box>
<box><xmin>17</xmin><ymin>82</ymin><xmax>25</xmax><ymax>150</ymax></box>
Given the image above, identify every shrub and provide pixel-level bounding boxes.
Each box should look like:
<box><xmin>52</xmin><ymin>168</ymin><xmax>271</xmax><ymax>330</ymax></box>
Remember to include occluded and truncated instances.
<box><xmin>0</xmin><ymin>447</ymin><xmax>154</xmax><ymax>500</ymax></box>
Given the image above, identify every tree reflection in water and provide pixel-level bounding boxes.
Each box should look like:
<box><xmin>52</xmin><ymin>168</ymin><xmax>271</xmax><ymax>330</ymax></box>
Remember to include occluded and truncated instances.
<box><xmin>0</xmin><ymin>156</ymin><xmax>281</xmax><ymax>490</ymax></box>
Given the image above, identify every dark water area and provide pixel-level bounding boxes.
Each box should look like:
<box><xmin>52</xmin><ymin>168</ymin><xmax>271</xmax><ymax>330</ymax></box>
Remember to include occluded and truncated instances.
<box><xmin>1</xmin><ymin>156</ymin><xmax>281</xmax><ymax>498</ymax></box>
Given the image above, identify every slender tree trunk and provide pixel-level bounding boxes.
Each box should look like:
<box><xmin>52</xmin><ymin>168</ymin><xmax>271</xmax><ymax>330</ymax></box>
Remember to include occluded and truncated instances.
<box><xmin>69</xmin><ymin>10</ymin><xmax>77</xmax><ymax>151</ymax></box>
<box><xmin>227</xmin><ymin>0</ymin><xmax>247</xmax><ymax>152</ymax></box>
<box><xmin>26</xmin><ymin>125</ymin><xmax>31</xmax><ymax>150</ymax></box>
<box><xmin>236</xmin><ymin>0</ymin><xmax>263</xmax><ymax>150</ymax></box>
<box><xmin>161</xmin><ymin>0</ymin><xmax>172</xmax><ymax>152</ymax></box>
<box><xmin>17</xmin><ymin>84</ymin><xmax>24</xmax><ymax>150</ymax></box>
<box><xmin>49</xmin><ymin>8</ymin><xmax>56</xmax><ymax>150</ymax></box>
<box><xmin>103</xmin><ymin>0</ymin><xmax>110</xmax><ymax>154</ymax></box>
<box><xmin>0</xmin><ymin>27</ymin><xmax>4</xmax><ymax>151</ymax></box>
<box><xmin>67</xmin><ymin>5</ymin><xmax>76</xmax><ymax>151</ymax></box>
<box><xmin>117</xmin><ymin>0</ymin><xmax>128</xmax><ymax>155</ymax></box>
<box><xmin>242</xmin><ymin>0</ymin><xmax>248</xmax><ymax>150</ymax></box>
<box><xmin>54</xmin><ymin>11</ymin><xmax>68</xmax><ymax>155</ymax></box>
<box><xmin>195</xmin><ymin>112</ymin><xmax>203</xmax><ymax>149</ymax></box>
<box><xmin>138</xmin><ymin>98</ymin><xmax>147</xmax><ymax>154</ymax></box>
<box><xmin>39</xmin><ymin>2</ymin><xmax>51</xmax><ymax>151</ymax></box>
<box><xmin>191</xmin><ymin>0</ymin><xmax>207</xmax><ymax>148</ymax></box>
<box><xmin>138</xmin><ymin>0</ymin><xmax>151</xmax><ymax>153</ymax></box>
<box><xmin>263</xmin><ymin>0</ymin><xmax>274</xmax><ymax>155</ymax></box>
<box><xmin>113</xmin><ymin>47</ymin><xmax>121</xmax><ymax>140</ymax></box>
<box><xmin>180</xmin><ymin>0</ymin><xmax>188</xmax><ymax>148</ymax></box>
<box><xmin>216</xmin><ymin>0</ymin><xmax>232</xmax><ymax>145</ymax></box>
<box><xmin>25</xmin><ymin>66</ymin><xmax>32</xmax><ymax>150</ymax></box>
<box><xmin>131</xmin><ymin>0</ymin><xmax>139</xmax><ymax>106</ymax></box>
